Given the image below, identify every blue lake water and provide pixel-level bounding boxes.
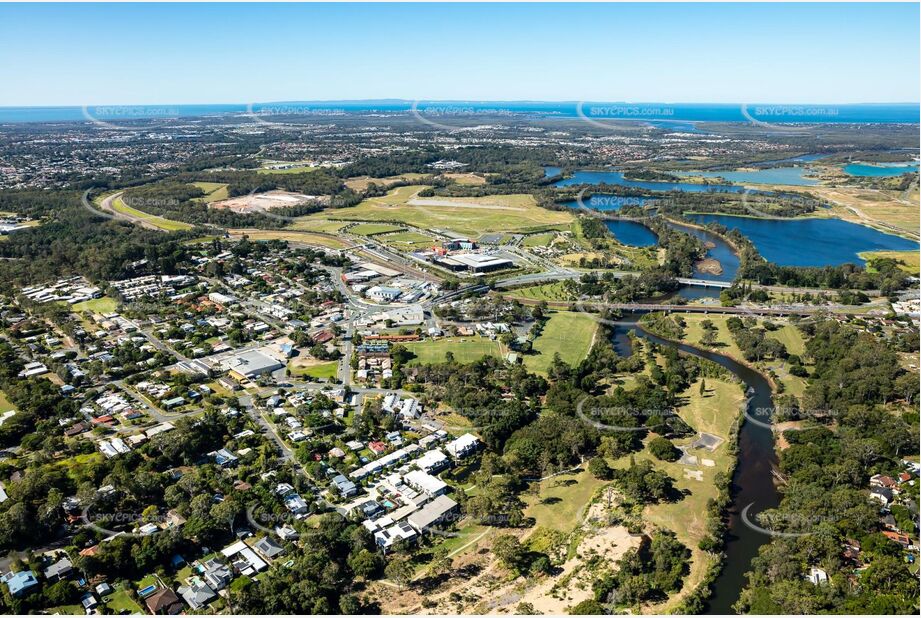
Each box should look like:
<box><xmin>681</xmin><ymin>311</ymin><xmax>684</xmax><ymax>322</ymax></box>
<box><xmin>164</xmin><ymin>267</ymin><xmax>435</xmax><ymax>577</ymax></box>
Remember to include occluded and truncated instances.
<box><xmin>561</xmin><ymin>195</ymin><xmax>655</xmax><ymax>212</ymax></box>
<box><xmin>688</xmin><ymin>214</ymin><xmax>918</xmax><ymax>266</ymax></box>
<box><xmin>554</xmin><ymin>169</ymin><xmax>744</xmax><ymax>193</ymax></box>
<box><xmin>675</xmin><ymin>167</ymin><xmax>818</xmax><ymax>186</ymax></box>
<box><xmin>843</xmin><ymin>162</ymin><xmax>920</xmax><ymax>177</ymax></box>
<box><xmin>604</xmin><ymin>220</ymin><xmax>658</xmax><ymax>247</ymax></box>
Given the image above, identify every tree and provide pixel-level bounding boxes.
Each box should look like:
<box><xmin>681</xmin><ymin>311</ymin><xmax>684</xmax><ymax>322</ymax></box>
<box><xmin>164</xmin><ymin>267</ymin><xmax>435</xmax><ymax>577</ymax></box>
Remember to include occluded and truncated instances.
<box><xmin>648</xmin><ymin>437</ymin><xmax>680</xmax><ymax>462</ymax></box>
<box><xmin>384</xmin><ymin>556</ymin><xmax>414</xmax><ymax>589</ymax></box>
<box><xmin>589</xmin><ymin>456</ymin><xmax>614</xmax><ymax>480</ymax></box>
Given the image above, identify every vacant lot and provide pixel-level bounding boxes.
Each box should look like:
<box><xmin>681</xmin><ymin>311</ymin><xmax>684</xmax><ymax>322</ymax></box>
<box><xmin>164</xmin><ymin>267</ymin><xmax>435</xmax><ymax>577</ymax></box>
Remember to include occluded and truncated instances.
<box><xmin>790</xmin><ymin>185</ymin><xmax>920</xmax><ymax>239</ymax></box>
<box><xmin>506</xmin><ymin>281</ymin><xmax>575</xmax><ymax>302</ymax></box>
<box><xmin>524</xmin><ymin>311</ymin><xmax>598</xmax><ymax>374</ymax></box>
<box><xmin>212</xmin><ymin>190</ymin><xmax>320</xmax><ymax>214</ymax></box>
<box><xmin>299</xmin><ymin>186</ymin><xmax>573</xmax><ymax>237</ymax></box>
<box><xmin>404</xmin><ymin>337</ymin><xmax>503</xmax><ymax>366</ymax></box>
<box><xmin>379</xmin><ymin>231</ymin><xmax>436</xmax><ymax>252</ymax></box>
<box><xmin>72</xmin><ymin>296</ymin><xmax>119</xmax><ymax>314</ymax></box>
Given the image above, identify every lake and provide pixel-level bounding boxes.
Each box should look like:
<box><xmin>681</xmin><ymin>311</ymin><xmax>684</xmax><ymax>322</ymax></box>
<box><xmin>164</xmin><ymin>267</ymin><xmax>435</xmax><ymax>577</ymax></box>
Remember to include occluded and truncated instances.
<box><xmin>675</xmin><ymin>166</ymin><xmax>818</xmax><ymax>186</ymax></box>
<box><xmin>843</xmin><ymin>162</ymin><xmax>920</xmax><ymax>177</ymax></box>
<box><xmin>604</xmin><ymin>220</ymin><xmax>658</xmax><ymax>247</ymax></box>
<box><xmin>560</xmin><ymin>194</ymin><xmax>655</xmax><ymax>212</ymax></box>
<box><xmin>554</xmin><ymin>169</ymin><xmax>744</xmax><ymax>193</ymax></box>
<box><xmin>688</xmin><ymin>214</ymin><xmax>918</xmax><ymax>266</ymax></box>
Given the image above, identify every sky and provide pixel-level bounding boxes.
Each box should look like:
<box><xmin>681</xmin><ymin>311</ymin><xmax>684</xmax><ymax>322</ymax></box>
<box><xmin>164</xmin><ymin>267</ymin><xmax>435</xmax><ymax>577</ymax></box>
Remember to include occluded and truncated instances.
<box><xmin>0</xmin><ymin>2</ymin><xmax>918</xmax><ymax>106</ymax></box>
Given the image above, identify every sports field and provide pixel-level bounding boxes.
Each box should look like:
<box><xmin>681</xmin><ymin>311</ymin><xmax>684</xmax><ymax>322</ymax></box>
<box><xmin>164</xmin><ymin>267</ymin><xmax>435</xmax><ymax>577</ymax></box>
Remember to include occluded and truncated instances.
<box><xmin>523</xmin><ymin>311</ymin><xmax>598</xmax><ymax>374</ymax></box>
<box><xmin>71</xmin><ymin>296</ymin><xmax>119</xmax><ymax>314</ymax></box>
<box><xmin>404</xmin><ymin>337</ymin><xmax>503</xmax><ymax>365</ymax></box>
<box><xmin>348</xmin><ymin>223</ymin><xmax>405</xmax><ymax>236</ymax></box>
<box><xmin>299</xmin><ymin>185</ymin><xmax>573</xmax><ymax>237</ymax></box>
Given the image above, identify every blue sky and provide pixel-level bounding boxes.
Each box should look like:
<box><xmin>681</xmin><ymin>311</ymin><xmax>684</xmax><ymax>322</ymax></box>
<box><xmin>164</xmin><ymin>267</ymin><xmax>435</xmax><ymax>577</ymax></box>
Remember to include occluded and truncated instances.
<box><xmin>1</xmin><ymin>3</ymin><xmax>918</xmax><ymax>106</ymax></box>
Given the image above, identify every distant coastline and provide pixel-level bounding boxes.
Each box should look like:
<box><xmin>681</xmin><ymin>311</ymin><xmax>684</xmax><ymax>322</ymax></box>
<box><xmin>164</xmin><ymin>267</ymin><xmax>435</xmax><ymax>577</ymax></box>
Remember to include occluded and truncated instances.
<box><xmin>0</xmin><ymin>101</ymin><xmax>919</xmax><ymax>124</ymax></box>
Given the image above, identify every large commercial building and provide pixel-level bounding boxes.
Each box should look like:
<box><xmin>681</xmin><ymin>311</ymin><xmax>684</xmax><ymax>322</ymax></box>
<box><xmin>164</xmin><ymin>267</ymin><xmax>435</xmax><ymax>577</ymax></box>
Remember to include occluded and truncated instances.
<box><xmin>434</xmin><ymin>253</ymin><xmax>514</xmax><ymax>273</ymax></box>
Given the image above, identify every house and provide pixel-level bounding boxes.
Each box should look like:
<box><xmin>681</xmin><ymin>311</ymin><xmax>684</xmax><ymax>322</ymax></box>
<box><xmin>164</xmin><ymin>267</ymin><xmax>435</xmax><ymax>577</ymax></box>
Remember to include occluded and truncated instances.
<box><xmin>275</xmin><ymin>524</ymin><xmax>299</xmax><ymax>541</ymax></box>
<box><xmin>178</xmin><ymin>581</ymin><xmax>217</xmax><ymax>610</ymax></box>
<box><xmin>806</xmin><ymin>566</ymin><xmax>828</xmax><ymax>586</ymax></box>
<box><xmin>407</xmin><ymin>495</ymin><xmax>459</xmax><ymax>533</ymax></box>
<box><xmin>445</xmin><ymin>433</ymin><xmax>480</xmax><ymax>459</ymax></box>
<box><xmin>284</xmin><ymin>493</ymin><xmax>310</xmax><ymax>516</ymax></box>
<box><xmin>404</xmin><ymin>469</ymin><xmax>449</xmax><ymax>497</ymax></box>
<box><xmin>253</xmin><ymin>536</ymin><xmax>285</xmax><ymax>561</ymax></box>
<box><xmin>209</xmin><ymin>448</ymin><xmax>239</xmax><ymax>468</ymax></box>
<box><xmin>95</xmin><ymin>582</ymin><xmax>114</xmax><ymax>597</ymax></box>
<box><xmin>201</xmin><ymin>559</ymin><xmax>233</xmax><ymax>591</ymax></box>
<box><xmin>43</xmin><ymin>556</ymin><xmax>73</xmax><ymax>581</ymax></box>
<box><xmin>2</xmin><ymin>570</ymin><xmax>38</xmax><ymax>598</ymax></box>
<box><xmin>415</xmin><ymin>449</ymin><xmax>450</xmax><ymax>474</ymax></box>
<box><xmin>144</xmin><ymin>588</ymin><xmax>185</xmax><ymax>615</ymax></box>
<box><xmin>81</xmin><ymin>593</ymin><xmax>99</xmax><ymax>610</ymax></box>
<box><xmin>332</xmin><ymin>474</ymin><xmax>358</xmax><ymax>497</ymax></box>
<box><xmin>374</xmin><ymin>521</ymin><xmax>418</xmax><ymax>550</ymax></box>
<box><xmin>162</xmin><ymin>397</ymin><xmax>185</xmax><ymax>410</ymax></box>
<box><xmin>869</xmin><ymin>486</ymin><xmax>893</xmax><ymax>506</ymax></box>
<box><xmin>220</xmin><ymin>540</ymin><xmax>268</xmax><ymax>576</ymax></box>
<box><xmin>882</xmin><ymin>530</ymin><xmax>912</xmax><ymax>548</ymax></box>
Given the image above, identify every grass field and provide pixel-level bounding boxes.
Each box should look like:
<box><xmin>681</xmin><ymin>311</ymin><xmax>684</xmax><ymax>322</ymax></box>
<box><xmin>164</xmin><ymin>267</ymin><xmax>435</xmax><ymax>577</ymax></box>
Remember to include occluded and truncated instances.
<box><xmin>227</xmin><ymin>228</ymin><xmax>350</xmax><ymax>249</ymax></box>
<box><xmin>671</xmin><ymin>314</ymin><xmax>808</xmax><ymax>397</ymax></box>
<box><xmin>105</xmin><ymin>589</ymin><xmax>143</xmax><ymax>614</ymax></box>
<box><xmin>290</xmin><ymin>361</ymin><xmax>339</xmax><ymax>380</ymax></box>
<box><xmin>379</xmin><ymin>231</ymin><xmax>436</xmax><ymax>251</ymax></box>
<box><xmin>191</xmin><ymin>182</ymin><xmax>229</xmax><ymax>203</ymax></box>
<box><xmin>506</xmin><ymin>281</ymin><xmax>575</xmax><ymax>302</ymax></box>
<box><xmin>287</xmin><ymin>219</ymin><xmax>351</xmax><ymax>234</ymax></box>
<box><xmin>441</xmin><ymin>172</ymin><xmax>487</xmax><ymax>186</ymax></box>
<box><xmin>860</xmin><ymin>250</ymin><xmax>921</xmax><ymax>275</ymax></box>
<box><xmin>787</xmin><ymin>185</ymin><xmax>920</xmax><ymax>240</ymax></box>
<box><xmin>71</xmin><ymin>296</ymin><xmax>118</xmax><ymax>314</ymax></box>
<box><xmin>404</xmin><ymin>337</ymin><xmax>503</xmax><ymax>365</ymax></box>
<box><xmin>343</xmin><ymin>173</ymin><xmax>430</xmax><ymax>191</ymax></box>
<box><xmin>604</xmin><ymin>375</ymin><xmax>743</xmax><ymax>613</ymax></box>
<box><xmin>524</xmin><ymin>311</ymin><xmax>598</xmax><ymax>374</ymax></box>
<box><xmin>522</xmin><ymin>232</ymin><xmax>557</xmax><ymax>247</ymax></box>
<box><xmin>0</xmin><ymin>390</ymin><xmax>16</xmax><ymax>413</ymax></box>
<box><xmin>523</xmin><ymin>467</ymin><xmax>606</xmax><ymax>533</ymax></box>
<box><xmin>299</xmin><ymin>185</ymin><xmax>573</xmax><ymax>237</ymax></box>
<box><xmin>348</xmin><ymin>223</ymin><xmax>405</xmax><ymax>236</ymax></box>
<box><xmin>109</xmin><ymin>195</ymin><xmax>194</xmax><ymax>231</ymax></box>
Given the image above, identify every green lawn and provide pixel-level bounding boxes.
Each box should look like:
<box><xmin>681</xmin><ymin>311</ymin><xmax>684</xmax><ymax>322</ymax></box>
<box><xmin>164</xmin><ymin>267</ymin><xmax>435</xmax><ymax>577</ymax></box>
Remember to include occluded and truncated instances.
<box><xmin>348</xmin><ymin>223</ymin><xmax>405</xmax><ymax>236</ymax></box>
<box><xmin>291</xmin><ymin>361</ymin><xmax>339</xmax><ymax>380</ymax></box>
<box><xmin>404</xmin><ymin>337</ymin><xmax>503</xmax><ymax>366</ymax></box>
<box><xmin>506</xmin><ymin>281</ymin><xmax>575</xmax><ymax>302</ymax></box>
<box><xmin>379</xmin><ymin>231</ymin><xmax>436</xmax><ymax>251</ymax></box>
<box><xmin>523</xmin><ymin>311</ymin><xmax>598</xmax><ymax>375</ymax></box>
<box><xmin>110</xmin><ymin>196</ymin><xmax>194</xmax><ymax>231</ymax></box>
<box><xmin>523</xmin><ymin>467</ymin><xmax>606</xmax><ymax>533</ymax></box>
<box><xmin>0</xmin><ymin>390</ymin><xmax>18</xmax><ymax>413</ymax></box>
<box><xmin>71</xmin><ymin>296</ymin><xmax>119</xmax><ymax>314</ymax></box>
<box><xmin>297</xmin><ymin>186</ymin><xmax>573</xmax><ymax>237</ymax></box>
<box><xmin>859</xmin><ymin>250</ymin><xmax>920</xmax><ymax>275</ymax></box>
<box><xmin>105</xmin><ymin>589</ymin><xmax>144</xmax><ymax>614</ymax></box>
<box><xmin>522</xmin><ymin>232</ymin><xmax>557</xmax><ymax>247</ymax></box>
<box><xmin>191</xmin><ymin>181</ymin><xmax>229</xmax><ymax>203</ymax></box>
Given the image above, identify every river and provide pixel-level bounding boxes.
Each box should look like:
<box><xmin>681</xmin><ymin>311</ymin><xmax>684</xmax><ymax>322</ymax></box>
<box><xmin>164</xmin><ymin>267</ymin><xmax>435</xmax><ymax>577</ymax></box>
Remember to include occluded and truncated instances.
<box><xmin>612</xmin><ymin>316</ymin><xmax>779</xmax><ymax>614</ymax></box>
